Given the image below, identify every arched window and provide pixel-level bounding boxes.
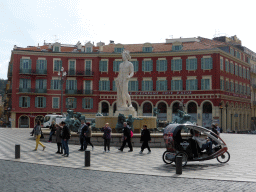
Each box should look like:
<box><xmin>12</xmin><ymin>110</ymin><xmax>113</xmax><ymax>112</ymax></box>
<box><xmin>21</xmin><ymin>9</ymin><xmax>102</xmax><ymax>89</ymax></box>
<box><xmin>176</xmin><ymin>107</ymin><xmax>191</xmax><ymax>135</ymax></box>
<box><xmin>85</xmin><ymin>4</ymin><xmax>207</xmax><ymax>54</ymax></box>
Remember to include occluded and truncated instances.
<box><xmin>101</xmin><ymin>102</ymin><xmax>109</xmax><ymax>116</ymax></box>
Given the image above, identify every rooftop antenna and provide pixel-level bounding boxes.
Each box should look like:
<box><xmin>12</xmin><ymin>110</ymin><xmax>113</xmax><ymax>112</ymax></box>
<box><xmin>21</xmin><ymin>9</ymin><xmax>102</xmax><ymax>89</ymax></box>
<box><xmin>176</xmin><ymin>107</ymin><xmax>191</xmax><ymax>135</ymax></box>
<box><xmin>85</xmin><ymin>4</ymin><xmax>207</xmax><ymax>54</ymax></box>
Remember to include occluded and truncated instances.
<box><xmin>54</xmin><ymin>35</ymin><xmax>59</xmax><ymax>43</ymax></box>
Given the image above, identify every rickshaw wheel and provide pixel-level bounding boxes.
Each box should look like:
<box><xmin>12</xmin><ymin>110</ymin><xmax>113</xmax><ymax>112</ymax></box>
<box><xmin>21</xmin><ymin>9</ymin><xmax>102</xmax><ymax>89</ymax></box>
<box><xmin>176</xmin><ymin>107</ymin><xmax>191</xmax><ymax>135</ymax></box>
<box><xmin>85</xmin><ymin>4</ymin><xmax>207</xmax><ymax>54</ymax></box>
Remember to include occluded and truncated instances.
<box><xmin>217</xmin><ymin>151</ymin><xmax>230</xmax><ymax>163</ymax></box>
<box><xmin>175</xmin><ymin>152</ymin><xmax>188</xmax><ymax>167</ymax></box>
<box><xmin>162</xmin><ymin>151</ymin><xmax>174</xmax><ymax>164</ymax></box>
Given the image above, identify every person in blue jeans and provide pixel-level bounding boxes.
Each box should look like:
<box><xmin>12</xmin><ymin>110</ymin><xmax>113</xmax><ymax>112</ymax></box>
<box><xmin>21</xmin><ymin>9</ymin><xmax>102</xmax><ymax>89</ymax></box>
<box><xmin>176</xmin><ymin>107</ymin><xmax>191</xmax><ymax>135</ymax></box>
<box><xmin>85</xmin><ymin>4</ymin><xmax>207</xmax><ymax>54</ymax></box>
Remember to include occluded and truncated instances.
<box><xmin>192</xmin><ymin>131</ymin><xmax>213</xmax><ymax>155</ymax></box>
<box><xmin>61</xmin><ymin>121</ymin><xmax>70</xmax><ymax>157</ymax></box>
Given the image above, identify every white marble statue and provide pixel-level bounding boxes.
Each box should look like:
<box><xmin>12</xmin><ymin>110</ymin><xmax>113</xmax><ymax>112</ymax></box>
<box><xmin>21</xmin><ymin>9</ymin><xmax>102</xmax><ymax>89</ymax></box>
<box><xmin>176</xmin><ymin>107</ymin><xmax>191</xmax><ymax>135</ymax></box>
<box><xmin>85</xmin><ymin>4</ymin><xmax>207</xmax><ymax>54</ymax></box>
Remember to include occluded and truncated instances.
<box><xmin>115</xmin><ymin>50</ymin><xmax>134</xmax><ymax>111</ymax></box>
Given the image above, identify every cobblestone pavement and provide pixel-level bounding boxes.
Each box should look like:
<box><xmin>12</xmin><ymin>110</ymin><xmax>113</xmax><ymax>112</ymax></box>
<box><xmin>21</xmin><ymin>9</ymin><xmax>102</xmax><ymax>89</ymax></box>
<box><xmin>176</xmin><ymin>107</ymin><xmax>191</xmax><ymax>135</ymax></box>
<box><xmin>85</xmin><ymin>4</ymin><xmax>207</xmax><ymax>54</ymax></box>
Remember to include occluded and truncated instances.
<box><xmin>1</xmin><ymin>128</ymin><xmax>256</xmax><ymax>191</ymax></box>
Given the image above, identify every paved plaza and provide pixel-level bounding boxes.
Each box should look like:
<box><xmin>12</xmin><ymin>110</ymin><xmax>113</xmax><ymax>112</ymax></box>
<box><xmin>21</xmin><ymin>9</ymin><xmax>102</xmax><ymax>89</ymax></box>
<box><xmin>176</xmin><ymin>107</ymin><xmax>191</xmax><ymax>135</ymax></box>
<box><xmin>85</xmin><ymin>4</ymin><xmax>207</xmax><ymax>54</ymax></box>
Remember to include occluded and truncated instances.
<box><xmin>1</xmin><ymin>128</ymin><xmax>256</xmax><ymax>191</ymax></box>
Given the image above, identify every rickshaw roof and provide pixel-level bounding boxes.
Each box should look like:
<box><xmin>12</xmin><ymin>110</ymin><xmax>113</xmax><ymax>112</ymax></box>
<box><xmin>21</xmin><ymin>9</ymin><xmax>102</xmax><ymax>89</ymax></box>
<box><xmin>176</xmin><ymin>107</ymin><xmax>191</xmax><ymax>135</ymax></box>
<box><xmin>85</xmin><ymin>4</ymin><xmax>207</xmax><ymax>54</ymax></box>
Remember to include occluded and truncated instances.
<box><xmin>163</xmin><ymin>123</ymin><xmax>213</xmax><ymax>135</ymax></box>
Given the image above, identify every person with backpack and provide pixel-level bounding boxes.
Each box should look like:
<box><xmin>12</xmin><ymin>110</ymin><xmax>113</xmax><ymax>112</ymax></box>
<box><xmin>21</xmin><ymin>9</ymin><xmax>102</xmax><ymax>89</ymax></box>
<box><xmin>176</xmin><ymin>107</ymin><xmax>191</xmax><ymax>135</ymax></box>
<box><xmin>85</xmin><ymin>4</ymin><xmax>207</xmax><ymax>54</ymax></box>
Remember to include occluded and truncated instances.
<box><xmin>139</xmin><ymin>124</ymin><xmax>151</xmax><ymax>154</ymax></box>
<box><xmin>33</xmin><ymin>120</ymin><xmax>46</xmax><ymax>151</ymax></box>
<box><xmin>61</xmin><ymin>121</ymin><xmax>70</xmax><ymax>157</ymax></box>
<box><xmin>118</xmin><ymin>122</ymin><xmax>133</xmax><ymax>152</ymax></box>
<box><xmin>84</xmin><ymin>122</ymin><xmax>94</xmax><ymax>151</ymax></box>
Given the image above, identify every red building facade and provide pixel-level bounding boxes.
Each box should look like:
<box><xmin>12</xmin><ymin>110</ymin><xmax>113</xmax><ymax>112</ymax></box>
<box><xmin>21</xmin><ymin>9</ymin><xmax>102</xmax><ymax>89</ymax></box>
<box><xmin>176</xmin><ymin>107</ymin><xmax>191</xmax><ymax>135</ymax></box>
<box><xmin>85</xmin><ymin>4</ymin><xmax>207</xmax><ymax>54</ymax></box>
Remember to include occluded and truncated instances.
<box><xmin>6</xmin><ymin>37</ymin><xmax>251</xmax><ymax>131</ymax></box>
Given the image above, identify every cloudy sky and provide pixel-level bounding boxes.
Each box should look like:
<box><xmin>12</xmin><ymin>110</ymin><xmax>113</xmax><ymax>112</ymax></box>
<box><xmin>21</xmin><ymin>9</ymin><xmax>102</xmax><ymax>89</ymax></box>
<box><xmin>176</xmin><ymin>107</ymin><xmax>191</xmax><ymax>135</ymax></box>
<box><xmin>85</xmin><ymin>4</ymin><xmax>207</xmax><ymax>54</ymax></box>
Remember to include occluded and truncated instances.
<box><xmin>0</xmin><ymin>0</ymin><xmax>255</xmax><ymax>79</ymax></box>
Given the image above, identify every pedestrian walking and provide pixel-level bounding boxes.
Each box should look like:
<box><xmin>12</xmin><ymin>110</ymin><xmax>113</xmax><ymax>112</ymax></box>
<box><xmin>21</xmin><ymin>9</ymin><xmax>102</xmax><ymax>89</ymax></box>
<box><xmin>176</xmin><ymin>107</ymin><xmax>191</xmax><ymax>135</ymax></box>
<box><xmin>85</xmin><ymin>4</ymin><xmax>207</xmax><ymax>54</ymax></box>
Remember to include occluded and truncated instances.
<box><xmin>33</xmin><ymin>120</ymin><xmax>46</xmax><ymax>151</ymax></box>
<box><xmin>139</xmin><ymin>124</ymin><xmax>151</xmax><ymax>154</ymax></box>
<box><xmin>55</xmin><ymin>124</ymin><xmax>63</xmax><ymax>154</ymax></box>
<box><xmin>118</xmin><ymin>122</ymin><xmax>133</xmax><ymax>152</ymax></box>
<box><xmin>84</xmin><ymin>122</ymin><xmax>94</xmax><ymax>151</ymax></box>
<box><xmin>81</xmin><ymin>121</ymin><xmax>89</xmax><ymax>151</ymax></box>
<box><xmin>102</xmin><ymin>123</ymin><xmax>111</xmax><ymax>153</ymax></box>
<box><xmin>61</xmin><ymin>121</ymin><xmax>70</xmax><ymax>157</ymax></box>
<box><xmin>48</xmin><ymin>120</ymin><xmax>56</xmax><ymax>142</ymax></box>
<box><xmin>78</xmin><ymin>120</ymin><xmax>86</xmax><ymax>151</ymax></box>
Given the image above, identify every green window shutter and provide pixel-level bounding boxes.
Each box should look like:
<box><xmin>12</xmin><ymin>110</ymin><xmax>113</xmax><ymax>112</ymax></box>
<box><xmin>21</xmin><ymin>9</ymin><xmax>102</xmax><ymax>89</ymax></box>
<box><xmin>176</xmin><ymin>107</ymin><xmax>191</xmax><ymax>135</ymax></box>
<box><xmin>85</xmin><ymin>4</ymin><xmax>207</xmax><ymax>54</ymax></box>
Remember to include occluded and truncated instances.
<box><xmin>66</xmin><ymin>98</ymin><xmax>68</xmax><ymax>108</ymax></box>
<box><xmin>135</xmin><ymin>61</ymin><xmax>138</xmax><ymax>72</ymax></box>
<box><xmin>195</xmin><ymin>79</ymin><xmax>198</xmax><ymax>90</ymax></box>
<box><xmin>99</xmin><ymin>61</ymin><xmax>102</xmax><ymax>71</ymax></box>
<box><xmin>60</xmin><ymin>61</ymin><xmax>62</xmax><ymax>70</ymax></box>
<box><xmin>113</xmin><ymin>61</ymin><xmax>116</xmax><ymax>72</ymax></box>
<box><xmin>90</xmin><ymin>98</ymin><xmax>93</xmax><ymax>109</ymax></box>
<box><xmin>171</xmin><ymin>80</ymin><xmax>174</xmax><ymax>90</ymax></box>
<box><xmin>43</xmin><ymin>97</ymin><xmax>46</xmax><ymax>108</ymax></box>
<box><xmin>142</xmin><ymin>47</ymin><xmax>145</xmax><ymax>52</ymax></box>
<box><xmin>186</xmin><ymin>59</ymin><xmax>189</xmax><ymax>70</ymax></box>
<box><xmin>179</xmin><ymin>59</ymin><xmax>182</xmax><ymax>71</ymax></box>
<box><xmin>164</xmin><ymin>80</ymin><xmax>167</xmax><ymax>90</ymax></box>
<box><xmin>156</xmin><ymin>80</ymin><xmax>159</xmax><ymax>91</ymax></box>
<box><xmin>142</xmin><ymin>81</ymin><xmax>144</xmax><ymax>91</ymax></box>
<box><xmin>201</xmin><ymin>58</ymin><xmax>205</xmax><ymax>69</ymax></box>
<box><xmin>142</xmin><ymin>61</ymin><xmax>145</xmax><ymax>71</ymax></box>
<box><xmin>201</xmin><ymin>79</ymin><xmax>205</xmax><ymax>90</ymax></box>
<box><xmin>29</xmin><ymin>59</ymin><xmax>32</xmax><ymax>69</ymax></box>
<box><xmin>186</xmin><ymin>80</ymin><xmax>189</xmax><ymax>90</ymax></box>
<box><xmin>82</xmin><ymin>98</ymin><xmax>85</xmax><ymax>109</ymax></box>
<box><xmin>75</xmin><ymin>80</ymin><xmax>77</xmax><ymax>89</ymax></box>
<box><xmin>28</xmin><ymin>79</ymin><xmax>31</xmax><ymax>88</ymax></box>
<box><xmin>156</xmin><ymin>60</ymin><xmax>160</xmax><ymax>71</ymax></box>
<box><xmin>99</xmin><ymin>81</ymin><xmax>102</xmax><ymax>91</ymax></box>
<box><xmin>164</xmin><ymin>60</ymin><xmax>167</xmax><ymax>71</ymax></box>
<box><xmin>19</xmin><ymin>97</ymin><xmax>22</xmax><ymax>107</ymax></box>
<box><xmin>209</xmin><ymin>58</ymin><xmax>213</xmax><ymax>69</ymax></box>
<box><xmin>171</xmin><ymin>60</ymin><xmax>174</xmax><ymax>71</ymax></box>
<box><xmin>107</xmin><ymin>81</ymin><xmax>110</xmax><ymax>91</ymax></box>
<box><xmin>19</xmin><ymin>79</ymin><xmax>23</xmax><ymax>88</ymax></box>
<box><xmin>36</xmin><ymin>60</ymin><xmax>39</xmax><ymax>70</ymax></box>
<box><xmin>179</xmin><ymin>80</ymin><xmax>183</xmax><ymax>90</ymax></box>
<box><xmin>44</xmin><ymin>60</ymin><xmax>47</xmax><ymax>70</ymax></box>
<box><xmin>150</xmin><ymin>81</ymin><xmax>153</xmax><ymax>91</ymax></box>
<box><xmin>27</xmin><ymin>97</ymin><xmax>30</xmax><ymax>108</ymax></box>
<box><xmin>112</xmin><ymin>81</ymin><xmax>116</xmax><ymax>91</ymax></box>
<box><xmin>51</xmin><ymin>80</ymin><xmax>53</xmax><ymax>89</ymax></box>
<box><xmin>43</xmin><ymin>80</ymin><xmax>47</xmax><ymax>89</ymax></box>
<box><xmin>74</xmin><ymin>98</ymin><xmax>77</xmax><ymax>109</ymax></box>
<box><xmin>20</xmin><ymin>59</ymin><xmax>23</xmax><ymax>69</ymax></box>
<box><xmin>36</xmin><ymin>80</ymin><xmax>39</xmax><ymax>89</ymax></box>
<box><xmin>128</xmin><ymin>81</ymin><xmax>131</xmax><ymax>91</ymax></box>
<box><xmin>135</xmin><ymin>81</ymin><xmax>138</xmax><ymax>91</ymax></box>
<box><xmin>150</xmin><ymin>60</ymin><xmax>153</xmax><ymax>71</ymax></box>
<box><xmin>66</xmin><ymin>80</ymin><xmax>69</xmax><ymax>89</ymax></box>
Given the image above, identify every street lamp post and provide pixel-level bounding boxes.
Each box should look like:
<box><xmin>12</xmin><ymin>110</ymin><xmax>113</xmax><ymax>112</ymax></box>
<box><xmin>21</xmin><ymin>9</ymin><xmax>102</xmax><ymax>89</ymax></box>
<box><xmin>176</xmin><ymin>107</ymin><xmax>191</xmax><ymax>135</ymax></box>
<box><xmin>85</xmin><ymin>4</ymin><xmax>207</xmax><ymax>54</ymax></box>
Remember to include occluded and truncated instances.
<box><xmin>219</xmin><ymin>103</ymin><xmax>223</xmax><ymax>130</ymax></box>
<box><xmin>58</xmin><ymin>67</ymin><xmax>66</xmax><ymax>116</ymax></box>
<box><xmin>225</xmin><ymin>103</ymin><xmax>228</xmax><ymax>131</ymax></box>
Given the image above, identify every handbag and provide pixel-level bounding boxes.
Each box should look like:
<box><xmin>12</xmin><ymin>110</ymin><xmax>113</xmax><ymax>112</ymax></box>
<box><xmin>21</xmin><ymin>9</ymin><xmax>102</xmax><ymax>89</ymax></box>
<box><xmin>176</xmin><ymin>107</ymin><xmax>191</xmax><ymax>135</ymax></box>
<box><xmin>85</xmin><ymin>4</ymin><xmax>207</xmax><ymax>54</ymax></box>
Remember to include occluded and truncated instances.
<box><xmin>130</xmin><ymin>130</ymin><xmax>133</xmax><ymax>138</ymax></box>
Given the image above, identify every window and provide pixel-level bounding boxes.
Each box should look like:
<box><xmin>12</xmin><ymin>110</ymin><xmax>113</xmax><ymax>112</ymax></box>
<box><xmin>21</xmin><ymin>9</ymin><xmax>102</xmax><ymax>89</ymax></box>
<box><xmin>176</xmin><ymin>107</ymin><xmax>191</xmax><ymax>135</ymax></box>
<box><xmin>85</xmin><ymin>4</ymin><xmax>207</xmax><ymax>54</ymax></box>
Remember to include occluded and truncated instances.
<box><xmin>84</xmin><ymin>80</ymin><xmax>92</xmax><ymax>94</ymax></box>
<box><xmin>220</xmin><ymin>58</ymin><xmax>223</xmax><ymax>70</ymax></box>
<box><xmin>114</xmin><ymin>47</ymin><xmax>124</xmax><ymax>53</ymax></box>
<box><xmin>131</xmin><ymin>61</ymin><xmax>138</xmax><ymax>72</ymax></box>
<box><xmin>143</xmin><ymin>47</ymin><xmax>152</xmax><ymax>52</ymax></box>
<box><xmin>99</xmin><ymin>60</ymin><xmax>108</xmax><ymax>72</ymax></box>
<box><xmin>142</xmin><ymin>60</ymin><xmax>153</xmax><ymax>72</ymax></box>
<box><xmin>86</xmin><ymin>47</ymin><xmax>92</xmax><ymax>53</ymax></box>
<box><xmin>225</xmin><ymin>80</ymin><xmax>229</xmax><ymax>91</ymax></box>
<box><xmin>35</xmin><ymin>96</ymin><xmax>46</xmax><ymax>108</ymax></box>
<box><xmin>99</xmin><ymin>80</ymin><xmax>110</xmax><ymax>91</ymax></box>
<box><xmin>52</xmin><ymin>97</ymin><xmax>59</xmax><ymax>109</ymax></box>
<box><xmin>142</xmin><ymin>80</ymin><xmax>153</xmax><ymax>91</ymax></box>
<box><xmin>19</xmin><ymin>96</ymin><xmax>30</xmax><ymax>108</ymax></box>
<box><xmin>20</xmin><ymin>59</ymin><xmax>31</xmax><ymax>73</ymax></box>
<box><xmin>69</xmin><ymin>60</ymin><xmax>76</xmax><ymax>75</ymax></box>
<box><xmin>230</xmin><ymin>62</ymin><xmax>234</xmax><ymax>74</ymax></box>
<box><xmin>85</xmin><ymin>60</ymin><xmax>91</xmax><ymax>72</ymax></box>
<box><xmin>66</xmin><ymin>98</ymin><xmax>77</xmax><ymax>109</ymax></box>
<box><xmin>113</xmin><ymin>60</ymin><xmax>122</xmax><ymax>72</ymax></box>
<box><xmin>239</xmin><ymin>66</ymin><xmax>242</xmax><ymax>77</ymax></box>
<box><xmin>235</xmin><ymin>82</ymin><xmax>239</xmax><ymax>93</ymax></box>
<box><xmin>235</xmin><ymin>64</ymin><xmax>238</xmax><ymax>76</ymax></box>
<box><xmin>128</xmin><ymin>81</ymin><xmax>138</xmax><ymax>91</ymax></box>
<box><xmin>54</xmin><ymin>46</ymin><xmax>60</xmax><ymax>52</ymax></box>
<box><xmin>247</xmin><ymin>69</ymin><xmax>250</xmax><ymax>80</ymax></box>
<box><xmin>35</xmin><ymin>79</ymin><xmax>47</xmax><ymax>93</ymax></box>
<box><xmin>51</xmin><ymin>79</ymin><xmax>61</xmax><ymax>90</ymax></box>
<box><xmin>172</xmin><ymin>45</ymin><xmax>182</xmax><ymax>51</ymax></box>
<box><xmin>225</xmin><ymin>60</ymin><xmax>229</xmax><ymax>73</ymax></box>
<box><xmin>171</xmin><ymin>59</ymin><xmax>182</xmax><ymax>71</ymax></box>
<box><xmin>186</xmin><ymin>58</ymin><xmax>197</xmax><ymax>70</ymax></box>
<box><xmin>66</xmin><ymin>80</ymin><xmax>77</xmax><ymax>94</ymax></box>
<box><xmin>112</xmin><ymin>80</ymin><xmax>116</xmax><ymax>91</ymax></box>
<box><xmin>171</xmin><ymin>80</ymin><xmax>183</xmax><ymax>91</ymax></box>
<box><xmin>243</xmin><ymin>68</ymin><xmax>246</xmax><ymax>79</ymax></box>
<box><xmin>230</xmin><ymin>82</ymin><xmax>234</xmax><ymax>92</ymax></box>
<box><xmin>156</xmin><ymin>80</ymin><xmax>167</xmax><ymax>91</ymax></box>
<box><xmin>239</xmin><ymin>84</ymin><xmax>242</xmax><ymax>94</ymax></box>
<box><xmin>236</xmin><ymin>51</ymin><xmax>241</xmax><ymax>59</ymax></box>
<box><xmin>230</xmin><ymin>48</ymin><xmax>234</xmax><ymax>56</ymax></box>
<box><xmin>201</xmin><ymin>79</ymin><xmax>210</xmax><ymax>90</ymax></box>
<box><xmin>19</xmin><ymin>79</ymin><xmax>31</xmax><ymax>92</ymax></box>
<box><xmin>201</xmin><ymin>58</ymin><xmax>213</xmax><ymax>70</ymax></box>
<box><xmin>54</xmin><ymin>60</ymin><xmax>62</xmax><ymax>72</ymax></box>
<box><xmin>186</xmin><ymin>79</ymin><xmax>198</xmax><ymax>90</ymax></box>
<box><xmin>36</xmin><ymin>60</ymin><xmax>47</xmax><ymax>74</ymax></box>
<box><xmin>82</xmin><ymin>98</ymin><xmax>93</xmax><ymax>109</ymax></box>
<box><xmin>157</xmin><ymin>60</ymin><xmax>167</xmax><ymax>72</ymax></box>
<box><xmin>220</xmin><ymin>79</ymin><xmax>224</xmax><ymax>90</ymax></box>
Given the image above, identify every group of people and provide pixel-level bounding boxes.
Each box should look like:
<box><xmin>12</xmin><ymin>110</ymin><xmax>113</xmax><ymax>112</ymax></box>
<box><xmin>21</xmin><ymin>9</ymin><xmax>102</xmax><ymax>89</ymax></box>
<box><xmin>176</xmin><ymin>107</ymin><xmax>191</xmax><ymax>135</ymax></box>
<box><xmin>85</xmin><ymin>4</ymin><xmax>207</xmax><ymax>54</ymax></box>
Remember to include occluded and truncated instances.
<box><xmin>33</xmin><ymin>120</ymin><xmax>70</xmax><ymax>157</ymax></box>
<box><xmin>32</xmin><ymin>120</ymin><xmax>153</xmax><ymax>156</ymax></box>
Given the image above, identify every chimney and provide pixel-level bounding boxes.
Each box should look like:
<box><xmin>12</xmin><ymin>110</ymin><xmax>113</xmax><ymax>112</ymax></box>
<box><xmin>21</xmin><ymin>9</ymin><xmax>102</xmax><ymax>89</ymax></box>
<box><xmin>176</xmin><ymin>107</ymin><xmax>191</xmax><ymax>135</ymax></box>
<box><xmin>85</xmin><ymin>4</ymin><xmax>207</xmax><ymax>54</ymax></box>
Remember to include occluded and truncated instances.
<box><xmin>109</xmin><ymin>40</ymin><xmax>114</xmax><ymax>44</ymax></box>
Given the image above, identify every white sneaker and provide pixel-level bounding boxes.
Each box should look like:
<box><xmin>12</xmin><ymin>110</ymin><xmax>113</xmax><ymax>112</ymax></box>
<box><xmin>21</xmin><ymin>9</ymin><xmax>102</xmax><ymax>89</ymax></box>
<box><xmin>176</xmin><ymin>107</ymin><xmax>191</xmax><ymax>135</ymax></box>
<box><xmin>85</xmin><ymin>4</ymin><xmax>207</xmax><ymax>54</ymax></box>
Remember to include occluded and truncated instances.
<box><xmin>103</xmin><ymin>150</ymin><xmax>106</xmax><ymax>153</ymax></box>
<box><xmin>148</xmin><ymin>151</ymin><xmax>151</xmax><ymax>154</ymax></box>
<box><xmin>139</xmin><ymin>151</ymin><xmax>143</xmax><ymax>154</ymax></box>
<box><xmin>107</xmin><ymin>150</ymin><xmax>110</xmax><ymax>153</ymax></box>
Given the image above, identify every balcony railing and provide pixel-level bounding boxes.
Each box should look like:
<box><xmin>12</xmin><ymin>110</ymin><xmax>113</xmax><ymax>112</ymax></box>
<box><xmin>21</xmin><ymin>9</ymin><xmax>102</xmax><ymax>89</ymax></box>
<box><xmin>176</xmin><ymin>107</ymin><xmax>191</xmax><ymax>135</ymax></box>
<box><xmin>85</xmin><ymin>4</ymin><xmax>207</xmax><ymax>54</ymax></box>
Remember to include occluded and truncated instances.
<box><xmin>36</xmin><ymin>69</ymin><xmax>47</xmax><ymax>75</ymax></box>
<box><xmin>20</xmin><ymin>69</ymin><xmax>32</xmax><ymax>74</ymax></box>
<box><xmin>66</xmin><ymin>70</ymin><xmax>94</xmax><ymax>76</ymax></box>
<box><xmin>19</xmin><ymin>88</ymin><xmax>32</xmax><ymax>93</ymax></box>
<box><xmin>67</xmin><ymin>69</ymin><xmax>76</xmax><ymax>76</ymax></box>
<box><xmin>35</xmin><ymin>88</ymin><xmax>47</xmax><ymax>93</ymax></box>
<box><xmin>19</xmin><ymin>69</ymin><xmax>47</xmax><ymax>75</ymax></box>
<box><xmin>65</xmin><ymin>89</ymin><xmax>93</xmax><ymax>95</ymax></box>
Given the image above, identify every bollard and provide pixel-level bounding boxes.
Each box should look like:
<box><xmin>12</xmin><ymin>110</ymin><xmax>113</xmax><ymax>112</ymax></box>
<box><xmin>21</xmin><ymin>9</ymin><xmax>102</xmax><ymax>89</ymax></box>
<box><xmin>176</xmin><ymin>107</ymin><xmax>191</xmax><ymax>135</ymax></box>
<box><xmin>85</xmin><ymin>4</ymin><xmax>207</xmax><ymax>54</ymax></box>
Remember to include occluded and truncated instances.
<box><xmin>84</xmin><ymin>150</ymin><xmax>90</xmax><ymax>167</ymax></box>
<box><xmin>176</xmin><ymin>156</ymin><xmax>182</xmax><ymax>174</ymax></box>
<box><xmin>15</xmin><ymin>144</ymin><xmax>20</xmax><ymax>159</ymax></box>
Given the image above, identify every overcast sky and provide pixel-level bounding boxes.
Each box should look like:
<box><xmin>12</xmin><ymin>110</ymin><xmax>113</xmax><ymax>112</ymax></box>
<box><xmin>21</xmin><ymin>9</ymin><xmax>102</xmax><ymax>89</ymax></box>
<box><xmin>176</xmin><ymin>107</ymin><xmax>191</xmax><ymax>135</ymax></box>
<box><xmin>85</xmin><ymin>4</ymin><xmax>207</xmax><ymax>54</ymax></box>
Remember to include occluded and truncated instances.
<box><xmin>0</xmin><ymin>0</ymin><xmax>255</xmax><ymax>79</ymax></box>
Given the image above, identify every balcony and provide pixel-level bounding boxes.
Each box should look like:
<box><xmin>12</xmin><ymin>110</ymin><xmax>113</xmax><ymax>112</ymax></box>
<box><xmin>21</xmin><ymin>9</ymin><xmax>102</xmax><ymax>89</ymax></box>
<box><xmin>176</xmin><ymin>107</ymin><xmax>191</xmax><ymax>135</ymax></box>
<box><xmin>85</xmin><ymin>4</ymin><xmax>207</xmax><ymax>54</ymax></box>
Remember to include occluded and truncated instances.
<box><xmin>19</xmin><ymin>69</ymin><xmax>32</xmax><ymax>74</ymax></box>
<box><xmin>19</xmin><ymin>88</ymin><xmax>32</xmax><ymax>93</ymax></box>
<box><xmin>34</xmin><ymin>88</ymin><xmax>47</xmax><ymax>93</ymax></box>
<box><xmin>65</xmin><ymin>89</ymin><xmax>77</xmax><ymax>94</ymax></box>
<box><xmin>66</xmin><ymin>70</ymin><xmax>94</xmax><ymax>76</ymax></box>
<box><xmin>36</xmin><ymin>69</ymin><xmax>47</xmax><ymax>75</ymax></box>
<box><xmin>65</xmin><ymin>89</ymin><xmax>93</xmax><ymax>95</ymax></box>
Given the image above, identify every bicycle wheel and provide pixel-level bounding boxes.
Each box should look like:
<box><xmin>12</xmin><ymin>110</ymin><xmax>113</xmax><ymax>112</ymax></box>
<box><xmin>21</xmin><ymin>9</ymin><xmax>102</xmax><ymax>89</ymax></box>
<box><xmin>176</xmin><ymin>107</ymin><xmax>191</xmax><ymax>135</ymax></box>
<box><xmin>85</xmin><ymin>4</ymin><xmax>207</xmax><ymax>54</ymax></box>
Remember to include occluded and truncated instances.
<box><xmin>162</xmin><ymin>151</ymin><xmax>174</xmax><ymax>164</ymax></box>
<box><xmin>217</xmin><ymin>151</ymin><xmax>230</xmax><ymax>163</ymax></box>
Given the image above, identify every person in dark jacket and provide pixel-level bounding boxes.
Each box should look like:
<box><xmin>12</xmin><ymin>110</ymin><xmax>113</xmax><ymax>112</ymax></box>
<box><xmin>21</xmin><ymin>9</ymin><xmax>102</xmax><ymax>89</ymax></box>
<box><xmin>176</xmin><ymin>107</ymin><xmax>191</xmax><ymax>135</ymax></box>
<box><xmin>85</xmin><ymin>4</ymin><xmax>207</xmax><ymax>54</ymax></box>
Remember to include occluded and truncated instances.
<box><xmin>81</xmin><ymin>122</ymin><xmax>88</xmax><ymax>151</ymax></box>
<box><xmin>61</xmin><ymin>121</ymin><xmax>70</xmax><ymax>157</ymax></box>
<box><xmin>84</xmin><ymin>122</ymin><xmax>94</xmax><ymax>151</ymax></box>
<box><xmin>211</xmin><ymin>124</ymin><xmax>219</xmax><ymax>145</ymax></box>
<box><xmin>139</xmin><ymin>124</ymin><xmax>151</xmax><ymax>154</ymax></box>
<box><xmin>48</xmin><ymin>120</ymin><xmax>56</xmax><ymax>142</ymax></box>
<box><xmin>55</xmin><ymin>124</ymin><xmax>63</xmax><ymax>154</ymax></box>
<box><xmin>118</xmin><ymin>122</ymin><xmax>133</xmax><ymax>152</ymax></box>
<box><xmin>102</xmin><ymin>123</ymin><xmax>112</xmax><ymax>153</ymax></box>
<box><xmin>78</xmin><ymin>120</ymin><xmax>86</xmax><ymax>151</ymax></box>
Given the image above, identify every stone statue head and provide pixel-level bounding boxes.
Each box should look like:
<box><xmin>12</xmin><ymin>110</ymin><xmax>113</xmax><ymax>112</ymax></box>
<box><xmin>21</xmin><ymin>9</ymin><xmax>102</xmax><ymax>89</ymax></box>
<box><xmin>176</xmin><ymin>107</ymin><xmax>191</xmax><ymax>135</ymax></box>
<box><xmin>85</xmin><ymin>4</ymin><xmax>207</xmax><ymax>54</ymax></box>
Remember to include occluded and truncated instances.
<box><xmin>122</xmin><ymin>50</ymin><xmax>131</xmax><ymax>61</ymax></box>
